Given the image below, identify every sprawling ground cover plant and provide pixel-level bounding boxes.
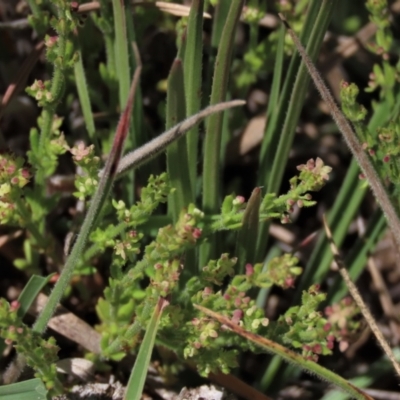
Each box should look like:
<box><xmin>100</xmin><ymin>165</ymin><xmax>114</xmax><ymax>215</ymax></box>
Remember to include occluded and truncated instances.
<box><xmin>0</xmin><ymin>0</ymin><xmax>399</xmax><ymax>399</ymax></box>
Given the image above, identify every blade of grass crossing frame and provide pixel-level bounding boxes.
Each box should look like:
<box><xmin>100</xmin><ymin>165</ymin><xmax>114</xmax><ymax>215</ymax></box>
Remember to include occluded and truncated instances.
<box><xmin>184</xmin><ymin>0</ymin><xmax>204</xmax><ymax>197</ymax></box>
<box><xmin>166</xmin><ymin>59</ymin><xmax>192</xmax><ymax>222</ymax></box>
<box><xmin>255</xmin><ymin>0</ymin><xmax>334</xmax><ymax>261</ymax></box>
<box><xmin>201</xmin><ymin>0</ymin><xmax>244</xmax><ymax>266</ymax></box>
<box><xmin>0</xmin><ymin>378</ymin><xmax>48</xmax><ymax>400</ymax></box>
<box><xmin>124</xmin><ymin>298</ymin><xmax>169</xmax><ymax>400</ymax></box>
<box><xmin>194</xmin><ymin>304</ymin><xmax>373</xmax><ymax>400</ymax></box>
<box><xmin>235</xmin><ymin>187</ymin><xmax>261</xmax><ymax>274</ymax></box>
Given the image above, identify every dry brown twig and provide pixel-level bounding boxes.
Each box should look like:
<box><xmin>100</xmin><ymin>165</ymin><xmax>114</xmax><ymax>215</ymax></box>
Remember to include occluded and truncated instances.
<box><xmin>357</xmin><ymin>217</ymin><xmax>400</xmax><ymax>344</ymax></box>
<box><xmin>323</xmin><ymin>215</ymin><xmax>400</xmax><ymax>378</ymax></box>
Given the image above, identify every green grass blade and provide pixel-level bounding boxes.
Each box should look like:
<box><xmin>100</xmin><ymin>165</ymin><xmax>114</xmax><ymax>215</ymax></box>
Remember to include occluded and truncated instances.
<box><xmin>202</xmin><ymin>0</ymin><xmax>244</xmax><ymax>213</ymax></box>
<box><xmin>74</xmin><ymin>45</ymin><xmax>98</xmax><ymax>151</ymax></box>
<box><xmin>124</xmin><ymin>298</ymin><xmax>169</xmax><ymax>400</ymax></box>
<box><xmin>0</xmin><ymin>379</ymin><xmax>47</xmax><ymax>400</ymax></box>
<box><xmin>166</xmin><ymin>59</ymin><xmax>192</xmax><ymax>222</ymax></box>
<box><xmin>267</xmin><ymin>0</ymin><xmax>336</xmax><ymax>190</ymax></box>
<box><xmin>125</xmin><ymin>3</ymin><xmax>146</xmax><ymax>169</ymax></box>
<box><xmin>184</xmin><ymin>0</ymin><xmax>204</xmax><ymax>195</ymax></box>
<box><xmin>235</xmin><ymin>187</ymin><xmax>261</xmax><ymax>274</ymax></box>
<box><xmin>258</xmin><ymin>23</ymin><xmax>285</xmax><ymax>185</ymax></box>
<box><xmin>203</xmin><ymin>0</ymin><xmax>231</xmax><ymax>105</ymax></box>
<box><xmin>195</xmin><ymin>304</ymin><xmax>374</xmax><ymax>400</ymax></box>
<box><xmin>112</xmin><ymin>0</ymin><xmax>130</xmax><ymax>113</ymax></box>
<box><xmin>201</xmin><ymin>0</ymin><xmax>244</xmax><ymax>265</ymax></box>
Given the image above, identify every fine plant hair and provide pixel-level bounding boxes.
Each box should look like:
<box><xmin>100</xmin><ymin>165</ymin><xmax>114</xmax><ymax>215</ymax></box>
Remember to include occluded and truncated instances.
<box><xmin>278</xmin><ymin>13</ymin><xmax>400</xmax><ymax>251</ymax></box>
<box><xmin>323</xmin><ymin>215</ymin><xmax>400</xmax><ymax>378</ymax></box>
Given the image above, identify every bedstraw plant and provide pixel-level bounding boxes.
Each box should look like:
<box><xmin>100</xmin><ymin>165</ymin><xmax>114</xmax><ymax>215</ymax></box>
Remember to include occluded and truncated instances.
<box><xmin>0</xmin><ymin>1</ymin><xmax>399</xmax><ymax>399</ymax></box>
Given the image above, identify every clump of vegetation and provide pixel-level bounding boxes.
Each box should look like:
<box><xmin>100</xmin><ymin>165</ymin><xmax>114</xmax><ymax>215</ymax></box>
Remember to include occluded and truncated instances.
<box><xmin>0</xmin><ymin>1</ymin><xmax>399</xmax><ymax>399</ymax></box>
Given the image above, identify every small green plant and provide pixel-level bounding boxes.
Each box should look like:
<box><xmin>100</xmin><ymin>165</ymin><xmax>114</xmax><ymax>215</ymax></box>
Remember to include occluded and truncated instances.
<box><xmin>0</xmin><ymin>1</ymin><xmax>398</xmax><ymax>400</ymax></box>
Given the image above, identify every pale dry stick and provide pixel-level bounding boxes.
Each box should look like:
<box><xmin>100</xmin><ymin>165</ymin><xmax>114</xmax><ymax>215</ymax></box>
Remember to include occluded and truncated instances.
<box><xmin>0</xmin><ymin>19</ymin><xmax>30</xmax><ymax>29</ymax></box>
<box><xmin>364</xmin><ymin>388</ymin><xmax>400</xmax><ymax>400</ymax></box>
<box><xmin>279</xmin><ymin>13</ymin><xmax>400</xmax><ymax>252</ymax></box>
<box><xmin>322</xmin><ymin>215</ymin><xmax>400</xmax><ymax>378</ymax></box>
<box><xmin>78</xmin><ymin>1</ymin><xmax>212</xmax><ymax>18</ymax></box>
<box><xmin>28</xmin><ymin>293</ymin><xmax>102</xmax><ymax>354</ymax></box>
<box><xmin>357</xmin><ymin>217</ymin><xmax>400</xmax><ymax>344</ymax></box>
<box><xmin>101</xmin><ymin>100</ymin><xmax>247</xmax><ymax>179</ymax></box>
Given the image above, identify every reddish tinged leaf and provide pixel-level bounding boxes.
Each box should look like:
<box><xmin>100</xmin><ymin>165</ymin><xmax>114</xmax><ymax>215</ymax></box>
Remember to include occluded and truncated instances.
<box><xmin>108</xmin><ymin>61</ymin><xmax>141</xmax><ymax>177</ymax></box>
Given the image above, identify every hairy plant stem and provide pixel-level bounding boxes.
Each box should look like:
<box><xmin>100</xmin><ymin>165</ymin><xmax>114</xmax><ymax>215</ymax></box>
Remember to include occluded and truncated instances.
<box><xmin>108</xmin><ymin>100</ymin><xmax>246</xmax><ymax>178</ymax></box>
<box><xmin>195</xmin><ymin>304</ymin><xmax>374</xmax><ymax>400</ymax></box>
